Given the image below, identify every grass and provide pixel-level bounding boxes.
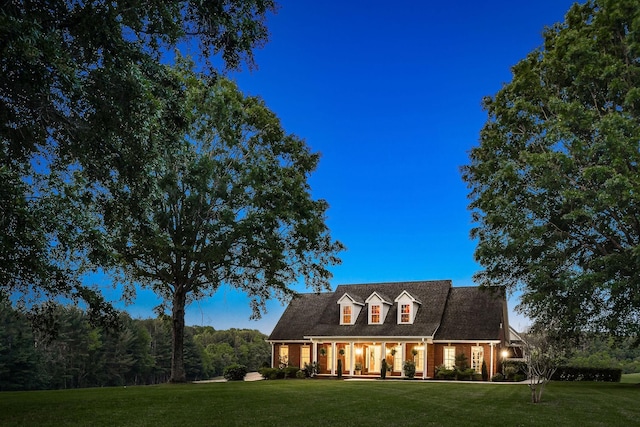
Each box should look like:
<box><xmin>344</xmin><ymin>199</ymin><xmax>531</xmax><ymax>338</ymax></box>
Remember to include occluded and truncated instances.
<box><xmin>1</xmin><ymin>376</ymin><xmax>639</xmax><ymax>426</ymax></box>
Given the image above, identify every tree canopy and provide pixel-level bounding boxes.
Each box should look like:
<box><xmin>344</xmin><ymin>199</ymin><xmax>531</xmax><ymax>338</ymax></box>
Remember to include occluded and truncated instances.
<box><xmin>1</xmin><ymin>0</ymin><xmax>275</xmax><ymax>323</ymax></box>
<box><xmin>108</xmin><ymin>64</ymin><xmax>343</xmax><ymax>382</ymax></box>
<box><xmin>462</xmin><ymin>0</ymin><xmax>640</xmax><ymax>341</ymax></box>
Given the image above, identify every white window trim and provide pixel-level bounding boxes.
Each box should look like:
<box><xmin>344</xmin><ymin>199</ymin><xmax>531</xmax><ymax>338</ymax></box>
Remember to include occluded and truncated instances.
<box><xmin>341</xmin><ymin>304</ymin><xmax>353</xmax><ymax>325</ymax></box>
<box><xmin>471</xmin><ymin>346</ymin><xmax>484</xmax><ymax>372</ymax></box>
<box><xmin>444</xmin><ymin>346</ymin><xmax>455</xmax><ymax>370</ymax></box>
<box><xmin>369</xmin><ymin>304</ymin><xmax>381</xmax><ymax>324</ymax></box>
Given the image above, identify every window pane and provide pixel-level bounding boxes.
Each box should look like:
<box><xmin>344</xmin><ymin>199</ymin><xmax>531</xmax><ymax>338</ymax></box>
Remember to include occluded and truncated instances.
<box><xmin>343</xmin><ymin>306</ymin><xmax>351</xmax><ymax>324</ymax></box>
<box><xmin>444</xmin><ymin>347</ymin><xmax>455</xmax><ymax>369</ymax></box>
<box><xmin>401</xmin><ymin>304</ymin><xmax>410</xmax><ymax>323</ymax></box>
<box><xmin>471</xmin><ymin>347</ymin><xmax>484</xmax><ymax>372</ymax></box>
<box><xmin>371</xmin><ymin>305</ymin><xmax>380</xmax><ymax>323</ymax></box>
<box><xmin>301</xmin><ymin>347</ymin><xmax>310</xmax><ymax>368</ymax></box>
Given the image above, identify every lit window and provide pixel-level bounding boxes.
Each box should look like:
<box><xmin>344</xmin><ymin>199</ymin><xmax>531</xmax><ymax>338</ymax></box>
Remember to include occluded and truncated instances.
<box><xmin>371</xmin><ymin>305</ymin><xmax>380</xmax><ymax>323</ymax></box>
<box><xmin>279</xmin><ymin>345</ymin><xmax>289</xmax><ymax>368</ymax></box>
<box><xmin>301</xmin><ymin>346</ymin><xmax>310</xmax><ymax>368</ymax></box>
<box><xmin>444</xmin><ymin>347</ymin><xmax>455</xmax><ymax>370</ymax></box>
<box><xmin>342</xmin><ymin>305</ymin><xmax>352</xmax><ymax>324</ymax></box>
<box><xmin>471</xmin><ymin>346</ymin><xmax>484</xmax><ymax>372</ymax></box>
<box><xmin>400</xmin><ymin>304</ymin><xmax>410</xmax><ymax>323</ymax></box>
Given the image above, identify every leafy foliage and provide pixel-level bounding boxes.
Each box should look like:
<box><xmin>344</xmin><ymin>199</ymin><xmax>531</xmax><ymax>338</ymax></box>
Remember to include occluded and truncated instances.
<box><xmin>1</xmin><ymin>0</ymin><xmax>275</xmax><ymax>327</ymax></box>
<box><xmin>524</xmin><ymin>332</ymin><xmax>563</xmax><ymax>403</ymax></box>
<box><xmin>223</xmin><ymin>364</ymin><xmax>248</xmax><ymax>381</ymax></box>
<box><xmin>109</xmin><ymin>64</ymin><xmax>343</xmax><ymax>382</ymax></box>
<box><xmin>403</xmin><ymin>360</ymin><xmax>416</xmax><ymax>379</ymax></box>
<box><xmin>462</xmin><ymin>0</ymin><xmax>640</xmax><ymax>341</ymax></box>
<box><xmin>0</xmin><ymin>301</ymin><xmax>270</xmax><ymax>390</ymax></box>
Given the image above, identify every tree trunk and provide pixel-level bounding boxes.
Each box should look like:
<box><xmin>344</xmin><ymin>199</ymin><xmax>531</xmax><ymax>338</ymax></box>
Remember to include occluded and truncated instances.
<box><xmin>170</xmin><ymin>289</ymin><xmax>187</xmax><ymax>383</ymax></box>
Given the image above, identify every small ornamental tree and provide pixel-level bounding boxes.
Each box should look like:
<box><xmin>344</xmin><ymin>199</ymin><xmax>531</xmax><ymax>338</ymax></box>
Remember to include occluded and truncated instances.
<box><xmin>481</xmin><ymin>360</ymin><xmax>489</xmax><ymax>381</ymax></box>
<box><xmin>525</xmin><ymin>332</ymin><xmax>563</xmax><ymax>403</ymax></box>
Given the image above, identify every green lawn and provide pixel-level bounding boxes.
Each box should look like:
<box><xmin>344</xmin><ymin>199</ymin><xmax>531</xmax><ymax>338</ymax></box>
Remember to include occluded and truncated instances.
<box><xmin>2</xmin><ymin>377</ymin><xmax>639</xmax><ymax>426</ymax></box>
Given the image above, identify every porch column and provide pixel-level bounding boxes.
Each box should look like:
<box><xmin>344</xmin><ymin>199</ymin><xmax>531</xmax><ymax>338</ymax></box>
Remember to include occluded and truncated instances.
<box><xmin>422</xmin><ymin>342</ymin><xmax>427</xmax><ymax>379</ymax></box>
<box><xmin>349</xmin><ymin>342</ymin><xmax>354</xmax><ymax>375</ymax></box>
<box><xmin>400</xmin><ymin>342</ymin><xmax>405</xmax><ymax>378</ymax></box>
<box><xmin>490</xmin><ymin>343</ymin><xmax>495</xmax><ymax>377</ymax></box>
<box><xmin>312</xmin><ymin>341</ymin><xmax>317</xmax><ymax>364</ymax></box>
<box><xmin>270</xmin><ymin>342</ymin><xmax>275</xmax><ymax>368</ymax></box>
<box><xmin>331</xmin><ymin>342</ymin><xmax>336</xmax><ymax>375</ymax></box>
<box><xmin>381</xmin><ymin>341</ymin><xmax>386</xmax><ymax>374</ymax></box>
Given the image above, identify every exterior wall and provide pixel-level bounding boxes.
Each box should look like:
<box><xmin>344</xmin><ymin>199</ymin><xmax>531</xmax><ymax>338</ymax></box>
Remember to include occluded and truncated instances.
<box><xmin>272</xmin><ymin>343</ymin><xmax>305</xmax><ymax>368</ymax></box>
<box><xmin>432</xmin><ymin>343</ymin><xmax>499</xmax><ymax>378</ymax></box>
<box><xmin>427</xmin><ymin>343</ymin><xmax>435</xmax><ymax>378</ymax></box>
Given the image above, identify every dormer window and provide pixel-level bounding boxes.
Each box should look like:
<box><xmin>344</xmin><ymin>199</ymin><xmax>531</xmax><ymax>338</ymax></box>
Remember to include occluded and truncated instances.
<box><xmin>371</xmin><ymin>305</ymin><xmax>381</xmax><ymax>323</ymax></box>
<box><xmin>394</xmin><ymin>290</ymin><xmax>422</xmax><ymax>324</ymax></box>
<box><xmin>365</xmin><ymin>291</ymin><xmax>392</xmax><ymax>325</ymax></box>
<box><xmin>337</xmin><ymin>293</ymin><xmax>364</xmax><ymax>325</ymax></box>
<box><xmin>400</xmin><ymin>304</ymin><xmax>411</xmax><ymax>323</ymax></box>
<box><xmin>342</xmin><ymin>305</ymin><xmax>352</xmax><ymax>324</ymax></box>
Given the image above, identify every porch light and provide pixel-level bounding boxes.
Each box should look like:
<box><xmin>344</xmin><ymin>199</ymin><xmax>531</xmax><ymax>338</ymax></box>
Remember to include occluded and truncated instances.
<box><xmin>355</xmin><ymin>347</ymin><xmax>363</xmax><ymax>355</ymax></box>
<box><xmin>501</xmin><ymin>350</ymin><xmax>509</xmax><ymax>359</ymax></box>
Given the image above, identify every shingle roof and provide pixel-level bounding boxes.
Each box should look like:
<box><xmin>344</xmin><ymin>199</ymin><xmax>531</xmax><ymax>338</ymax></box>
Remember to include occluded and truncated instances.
<box><xmin>433</xmin><ymin>287</ymin><xmax>505</xmax><ymax>341</ymax></box>
<box><xmin>269</xmin><ymin>280</ymin><xmax>451</xmax><ymax>340</ymax></box>
<box><xmin>268</xmin><ymin>293</ymin><xmax>333</xmax><ymax>341</ymax></box>
<box><xmin>267</xmin><ymin>281</ymin><xmax>507</xmax><ymax>342</ymax></box>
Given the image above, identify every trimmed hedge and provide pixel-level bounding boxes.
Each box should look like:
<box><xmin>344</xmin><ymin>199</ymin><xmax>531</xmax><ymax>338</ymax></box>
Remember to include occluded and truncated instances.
<box><xmin>551</xmin><ymin>366</ymin><xmax>622</xmax><ymax>382</ymax></box>
<box><xmin>258</xmin><ymin>366</ymin><xmax>304</xmax><ymax>380</ymax></box>
<box><xmin>223</xmin><ymin>364</ymin><xmax>248</xmax><ymax>381</ymax></box>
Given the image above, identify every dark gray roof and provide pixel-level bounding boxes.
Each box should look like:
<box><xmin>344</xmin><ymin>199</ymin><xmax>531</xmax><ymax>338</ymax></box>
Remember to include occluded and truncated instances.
<box><xmin>268</xmin><ymin>293</ymin><xmax>333</xmax><ymax>341</ymax></box>
<box><xmin>269</xmin><ymin>280</ymin><xmax>452</xmax><ymax>340</ymax></box>
<box><xmin>267</xmin><ymin>281</ymin><xmax>507</xmax><ymax>342</ymax></box>
<box><xmin>434</xmin><ymin>287</ymin><xmax>505</xmax><ymax>341</ymax></box>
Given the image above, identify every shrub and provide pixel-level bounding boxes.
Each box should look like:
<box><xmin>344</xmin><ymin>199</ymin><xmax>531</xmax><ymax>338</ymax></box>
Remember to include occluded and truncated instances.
<box><xmin>295</xmin><ymin>370</ymin><xmax>306</xmax><ymax>379</ymax></box>
<box><xmin>258</xmin><ymin>367</ymin><xmax>277</xmax><ymax>380</ymax></box>
<box><xmin>491</xmin><ymin>373</ymin><xmax>504</xmax><ymax>382</ymax></box>
<box><xmin>455</xmin><ymin>368</ymin><xmax>475</xmax><ymax>381</ymax></box>
<box><xmin>403</xmin><ymin>360</ymin><xmax>416</xmax><ymax>379</ymax></box>
<box><xmin>380</xmin><ymin>359</ymin><xmax>387</xmax><ymax>379</ymax></box>
<box><xmin>513</xmin><ymin>374</ymin><xmax>525</xmax><ymax>382</ymax></box>
<box><xmin>504</xmin><ymin>366</ymin><xmax>517</xmax><ymax>380</ymax></box>
<box><xmin>481</xmin><ymin>360</ymin><xmax>488</xmax><ymax>381</ymax></box>
<box><xmin>284</xmin><ymin>366</ymin><xmax>300</xmax><ymax>379</ymax></box>
<box><xmin>436</xmin><ymin>368</ymin><xmax>456</xmax><ymax>380</ymax></box>
<box><xmin>455</xmin><ymin>353</ymin><xmax>469</xmax><ymax>371</ymax></box>
<box><xmin>551</xmin><ymin>366</ymin><xmax>622</xmax><ymax>382</ymax></box>
<box><xmin>223</xmin><ymin>364</ymin><xmax>248</xmax><ymax>381</ymax></box>
<box><xmin>303</xmin><ymin>362</ymin><xmax>319</xmax><ymax>378</ymax></box>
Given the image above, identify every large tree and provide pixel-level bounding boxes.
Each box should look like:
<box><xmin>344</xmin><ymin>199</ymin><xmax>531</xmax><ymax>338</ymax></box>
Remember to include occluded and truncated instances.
<box><xmin>1</xmin><ymin>0</ymin><xmax>275</xmax><ymax>324</ymax></box>
<box><xmin>108</xmin><ymin>66</ymin><xmax>344</xmax><ymax>382</ymax></box>
<box><xmin>462</xmin><ymin>0</ymin><xmax>640</xmax><ymax>342</ymax></box>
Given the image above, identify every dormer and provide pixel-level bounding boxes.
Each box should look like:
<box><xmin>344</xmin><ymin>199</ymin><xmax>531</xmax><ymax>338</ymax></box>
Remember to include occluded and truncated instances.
<box><xmin>365</xmin><ymin>292</ymin><xmax>392</xmax><ymax>325</ymax></box>
<box><xmin>394</xmin><ymin>290</ymin><xmax>422</xmax><ymax>324</ymax></box>
<box><xmin>337</xmin><ymin>293</ymin><xmax>364</xmax><ymax>325</ymax></box>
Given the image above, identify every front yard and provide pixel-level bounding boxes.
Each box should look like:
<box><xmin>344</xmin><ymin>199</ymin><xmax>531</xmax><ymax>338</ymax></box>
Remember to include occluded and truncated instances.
<box><xmin>1</xmin><ymin>377</ymin><xmax>638</xmax><ymax>426</ymax></box>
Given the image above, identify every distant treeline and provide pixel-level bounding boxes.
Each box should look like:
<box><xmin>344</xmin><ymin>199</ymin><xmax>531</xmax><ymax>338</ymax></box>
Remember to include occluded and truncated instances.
<box><xmin>0</xmin><ymin>300</ymin><xmax>270</xmax><ymax>391</ymax></box>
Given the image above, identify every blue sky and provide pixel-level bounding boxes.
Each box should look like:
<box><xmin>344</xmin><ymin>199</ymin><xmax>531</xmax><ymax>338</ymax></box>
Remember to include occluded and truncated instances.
<box><xmin>100</xmin><ymin>0</ymin><xmax>579</xmax><ymax>334</ymax></box>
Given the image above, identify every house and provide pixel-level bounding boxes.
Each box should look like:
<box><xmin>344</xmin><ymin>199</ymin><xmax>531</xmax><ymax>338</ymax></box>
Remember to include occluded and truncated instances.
<box><xmin>267</xmin><ymin>280</ymin><xmax>512</xmax><ymax>379</ymax></box>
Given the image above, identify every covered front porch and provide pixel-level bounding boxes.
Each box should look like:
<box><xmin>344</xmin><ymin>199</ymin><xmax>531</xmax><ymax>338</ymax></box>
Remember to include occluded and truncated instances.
<box><xmin>311</xmin><ymin>339</ymin><xmax>432</xmax><ymax>379</ymax></box>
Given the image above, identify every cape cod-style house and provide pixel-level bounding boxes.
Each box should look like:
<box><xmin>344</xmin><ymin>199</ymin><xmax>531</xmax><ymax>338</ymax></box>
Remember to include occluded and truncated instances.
<box><xmin>267</xmin><ymin>280</ymin><xmax>512</xmax><ymax>379</ymax></box>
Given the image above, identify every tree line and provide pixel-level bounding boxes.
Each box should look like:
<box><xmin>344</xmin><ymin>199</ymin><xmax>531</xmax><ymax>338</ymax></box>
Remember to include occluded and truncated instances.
<box><xmin>0</xmin><ymin>299</ymin><xmax>270</xmax><ymax>391</ymax></box>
